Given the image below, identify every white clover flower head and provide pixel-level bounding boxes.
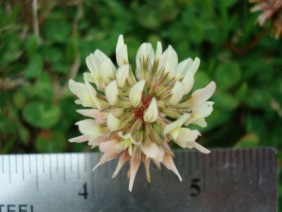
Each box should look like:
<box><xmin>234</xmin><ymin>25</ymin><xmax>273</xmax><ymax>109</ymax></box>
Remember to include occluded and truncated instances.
<box><xmin>69</xmin><ymin>35</ymin><xmax>216</xmax><ymax>192</ymax></box>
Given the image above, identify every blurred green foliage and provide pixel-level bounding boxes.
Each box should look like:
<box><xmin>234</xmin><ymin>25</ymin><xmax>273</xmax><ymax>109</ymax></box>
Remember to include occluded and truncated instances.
<box><xmin>0</xmin><ymin>0</ymin><xmax>281</xmax><ymax>206</ymax></box>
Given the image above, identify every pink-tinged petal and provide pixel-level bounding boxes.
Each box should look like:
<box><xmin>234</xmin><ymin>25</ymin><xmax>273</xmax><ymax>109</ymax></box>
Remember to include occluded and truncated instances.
<box><xmin>76</xmin><ymin>109</ymin><xmax>108</xmax><ymax>124</ymax></box>
<box><xmin>129</xmin><ymin>158</ymin><xmax>141</xmax><ymax>192</ymax></box>
<box><xmin>152</xmin><ymin>159</ymin><xmax>162</xmax><ymax>170</ymax></box>
<box><xmin>92</xmin><ymin>153</ymin><xmax>119</xmax><ymax>171</ymax></box>
<box><xmin>68</xmin><ymin>135</ymin><xmax>89</xmax><ymax>143</ymax></box>
<box><xmin>162</xmin><ymin>156</ymin><xmax>182</xmax><ymax>181</ymax></box>
<box><xmin>142</xmin><ymin>158</ymin><xmax>151</xmax><ymax>183</ymax></box>
<box><xmin>99</xmin><ymin>140</ymin><xmax>121</xmax><ymax>153</ymax></box>
<box><xmin>257</xmin><ymin>10</ymin><xmax>273</xmax><ymax>26</ymax></box>
<box><xmin>112</xmin><ymin>152</ymin><xmax>129</xmax><ymax>178</ymax></box>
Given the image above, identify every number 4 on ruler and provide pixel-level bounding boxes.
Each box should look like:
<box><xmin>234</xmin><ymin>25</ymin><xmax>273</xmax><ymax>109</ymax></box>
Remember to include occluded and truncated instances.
<box><xmin>78</xmin><ymin>183</ymin><xmax>88</xmax><ymax>199</ymax></box>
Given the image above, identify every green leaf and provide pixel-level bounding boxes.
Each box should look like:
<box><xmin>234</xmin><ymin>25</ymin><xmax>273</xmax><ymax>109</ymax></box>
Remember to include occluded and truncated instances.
<box><xmin>22</xmin><ymin>102</ymin><xmax>61</xmax><ymax>129</ymax></box>
<box><xmin>36</xmin><ymin>131</ymin><xmax>67</xmax><ymax>152</ymax></box>
<box><xmin>24</xmin><ymin>35</ymin><xmax>40</xmax><ymax>57</ymax></box>
<box><xmin>35</xmin><ymin>72</ymin><xmax>54</xmax><ymax>99</ymax></box>
<box><xmin>234</xmin><ymin>133</ymin><xmax>259</xmax><ymax>148</ymax></box>
<box><xmin>213</xmin><ymin>91</ymin><xmax>239</xmax><ymax>111</ymax></box>
<box><xmin>44</xmin><ymin>18</ymin><xmax>71</xmax><ymax>42</ymax></box>
<box><xmin>42</xmin><ymin>47</ymin><xmax>63</xmax><ymax>64</ymax></box>
<box><xmin>215</xmin><ymin>62</ymin><xmax>241</xmax><ymax>90</ymax></box>
<box><xmin>24</xmin><ymin>55</ymin><xmax>43</xmax><ymax>79</ymax></box>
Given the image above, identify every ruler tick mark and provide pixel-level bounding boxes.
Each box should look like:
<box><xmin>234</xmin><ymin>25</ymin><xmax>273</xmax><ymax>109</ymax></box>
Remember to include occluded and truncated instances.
<box><xmin>43</xmin><ymin>155</ymin><xmax>45</xmax><ymax>173</ymax></box>
<box><xmin>84</xmin><ymin>153</ymin><xmax>87</xmax><ymax>172</ymax></box>
<box><xmin>77</xmin><ymin>154</ymin><xmax>80</xmax><ymax>179</ymax></box>
<box><xmin>243</xmin><ymin>150</ymin><xmax>246</xmax><ymax>171</ymax></box>
<box><xmin>15</xmin><ymin>155</ymin><xmax>18</xmax><ymax>174</ymax></box>
<box><xmin>22</xmin><ymin>154</ymin><xmax>25</xmax><ymax>180</ymax></box>
<box><xmin>202</xmin><ymin>155</ymin><xmax>206</xmax><ymax>192</ymax></box>
<box><xmin>36</xmin><ymin>155</ymin><xmax>39</xmax><ymax>191</ymax></box>
<box><xmin>188</xmin><ymin>152</ymin><xmax>192</xmax><ymax>176</ymax></box>
<box><xmin>8</xmin><ymin>155</ymin><xmax>11</xmax><ymax>184</ymax></box>
<box><xmin>49</xmin><ymin>155</ymin><xmax>52</xmax><ymax>180</ymax></box>
<box><xmin>1</xmin><ymin>156</ymin><xmax>4</xmax><ymax>173</ymax></box>
<box><xmin>56</xmin><ymin>154</ymin><xmax>59</xmax><ymax>172</ymax></box>
<box><xmin>215</xmin><ymin>151</ymin><xmax>219</xmax><ymax>177</ymax></box>
<box><xmin>269</xmin><ymin>149</ymin><xmax>272</xmax><ymax>172</ymax></box>
<box><xmin>70</xmin><ymin>154</ymin><xmax>73</xmax><ymax>173</ymax></box>
<box><xmin>29</xmin><ymin>155</ymin><xmax>31</xmax><ymax>173</ymax></box>
<box><xmin>63</xmin><ymin>154</ymin><xmax>66</xmax><ymax>183</ymax></box>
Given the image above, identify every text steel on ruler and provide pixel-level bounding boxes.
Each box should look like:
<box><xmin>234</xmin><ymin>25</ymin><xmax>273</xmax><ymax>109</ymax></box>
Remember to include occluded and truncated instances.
<box><xmin>0</xmin><ymin>148</ymin><xmax>278</xmax><ymax>212</ymax></box>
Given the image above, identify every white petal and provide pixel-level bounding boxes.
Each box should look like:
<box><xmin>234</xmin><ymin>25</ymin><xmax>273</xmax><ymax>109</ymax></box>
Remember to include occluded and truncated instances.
<box><xmin>85</xmin><ymin>81</ymin><xmax>102</xmax><ymax>109</ymax></box>
<box><xmin>129</xmin><ymin>80</ymin><xmax>145</xmax><ymax>107</ymax></box>
<box><xmin>176</xmin><ymin>58</ymin><xmax>193</xmax><ymax>79</ymax></box>
<box><xmin>186</xmin><ymin>142</ymin><xmax>210</xmax><ymax>154</ymax></box>
<box><xmin>192</xmin><ymin>101</ymin><xmax>214</xmax><ymax>118</ymax></box>
<box><xmin>69</xmin><ymin>79</ymin><xmax>97</xmax><ymax>108</ymax></box>
<box><xmin>164</xmin><ymin>113</ymin><xmax>190</xmax><ymax>134</ymax></box>
<box><xmin>100</xmin><ymin>59</ymin><xmax>116</xmax><ymax>83</ymax></box>
<box><xmin>107</xmin><ymin>113</ymin><xmax>122</xmax><ymax>131</ymax></box>
<box><xmin>193</xmin><ymin>119</ymin><xmax>207</xmax><ymax>127</ymax></box>
<box><xmin>158</xmin><ymin>45</ymin><xmax>178</xmax><ymax>78</ymax></box>
<box><xmin>162</xmin><ymin>156</ymin><xmax>182</xmax><ymax>181</ymax></box>
<box><xmin>141</xmin><ymin>143</ymin><xmax>164</xmax><ymax>162</ymax></box>
<box><xmin>116</xmin><ymin>45</ymin><xmax>129</xmax><ymax>66</ymax></box>
<box><xmin>136</xmin><ymin>43</ymin><xmax>154</xmax><ymax>65</ymax></box>
<box><xmin>181</xmin><ymin>58</ymin><xmax>200</xmax><ymax>94</ymax></box>
<box><xmin>69</xmin><ymin>79</ymin><xmax>85</xmax><ymax>97</ymax></box>
<box><xmin>75</xmin><ymin>119</ymin><xmax>101</xmax><ymax>136</ymax></box>
<box><xmin>182</xmin><ymin>71</ymin><xmax>195</xmax><ymax>95</ymax></box>
<box><xmin>116</xmin><ymin>35</ymin><xmax>124</xmax><ymax>52</ymax></box>
<box><xmin>174</xmin><ymin>128</ymin><xmax>201</xmax><ymax>148</ymax></box>
<box><xmin>169</xmin><ymin>81</ymin><xmax>185</xmax><ymax>105</ymax></box>
<box><xmin>188</xmin><ymin>57</ymin><xmax>200</xmax><ymax>75</ymax></box>
<box><xmin>129</xmin><ymin>158</ymin><xmax>141</xmax><ymax>192</ymax></box>
<box><xmin>105</xmin><ymin>81</ymin><xmax>118</xmax><ymax>105</ymax></box>
<box><xmin>189</xmin><ymin>81</ymin><xmax>216</xmax><ymax>107</ymax></box>
<box><xmin>143</xmin><ymin>98</ymin><xmax>158</xmax><ymax>123</ymax></box>
<box><xmin>116</xmin><ymin>64</ymin><xmax>130</xmax><ymax>87</ymax></box>
<box><xmin>155</xmin><ymin>41</ymin><xmax>162</xmax><ymax>60</ymax></box>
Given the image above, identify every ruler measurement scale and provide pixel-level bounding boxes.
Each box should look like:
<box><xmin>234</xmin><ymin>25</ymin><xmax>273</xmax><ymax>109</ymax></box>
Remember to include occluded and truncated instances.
<box><xmin>0</xmin><ymin>149</ymin><xmax>275</xmax><ymax>188</ymax></box>
<box><xmin>0</xmin><ymin>148</ymin><xmax>277</xmax><ymax>212</ymax></box>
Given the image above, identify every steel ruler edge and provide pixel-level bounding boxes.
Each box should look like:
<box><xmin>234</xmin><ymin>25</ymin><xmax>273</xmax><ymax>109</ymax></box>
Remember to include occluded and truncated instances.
<box><xmin>0</xmin><ymin>147</ymin><xmax>278</xmax><ymax>212</ymax></box>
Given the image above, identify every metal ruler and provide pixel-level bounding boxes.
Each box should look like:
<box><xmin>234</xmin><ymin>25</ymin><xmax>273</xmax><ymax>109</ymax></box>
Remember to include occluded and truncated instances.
<box><xmin>0</xmin><ymin>148</ymin><xmax>277</xmax><ymax>212</ymax></box>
